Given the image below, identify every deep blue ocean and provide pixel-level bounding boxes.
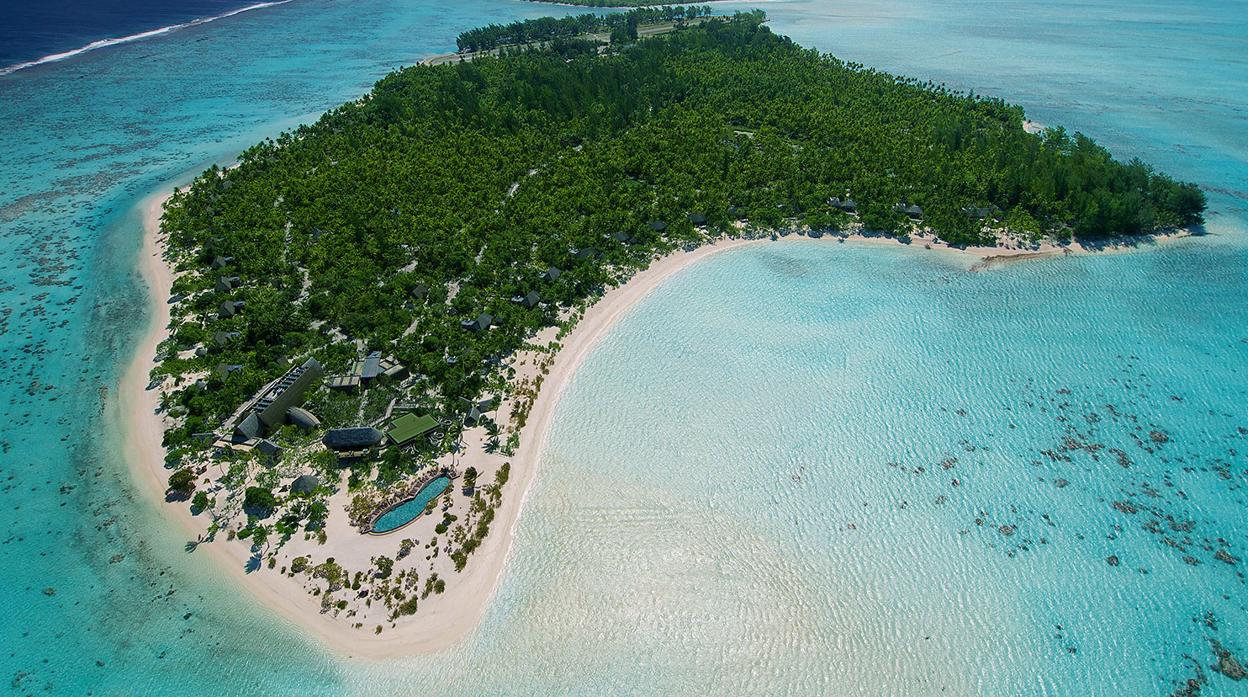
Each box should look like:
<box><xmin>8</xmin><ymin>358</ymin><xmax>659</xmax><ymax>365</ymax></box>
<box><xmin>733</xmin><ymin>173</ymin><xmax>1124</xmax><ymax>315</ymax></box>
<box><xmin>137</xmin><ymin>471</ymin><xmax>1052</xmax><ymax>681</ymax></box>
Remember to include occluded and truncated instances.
<box><xmin>0</xmin><ymin>0</ymin><xmax>1244</xmax><ymax>694</ymax></box>
<box><xmin>0</xmin><ymin>0</ymin><xmax>274</xmax><ymax>70</ymax></box>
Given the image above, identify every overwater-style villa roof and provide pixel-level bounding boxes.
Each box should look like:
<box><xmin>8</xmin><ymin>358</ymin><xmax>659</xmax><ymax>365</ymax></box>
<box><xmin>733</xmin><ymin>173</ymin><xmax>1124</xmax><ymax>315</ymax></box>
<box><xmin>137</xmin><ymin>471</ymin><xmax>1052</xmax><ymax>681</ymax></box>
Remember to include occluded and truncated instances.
<box><xmin>322</xmin><ymin>427</ymin><xmax>385</xmax><ymax>451</ymax></box>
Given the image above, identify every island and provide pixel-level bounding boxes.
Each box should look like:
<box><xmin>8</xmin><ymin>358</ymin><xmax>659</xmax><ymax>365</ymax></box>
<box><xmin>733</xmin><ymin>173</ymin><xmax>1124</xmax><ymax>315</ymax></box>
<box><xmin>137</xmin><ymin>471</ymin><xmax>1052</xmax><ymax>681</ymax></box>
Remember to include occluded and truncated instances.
<box><xmin>523</xmin><ymin>0</ymin><xmax>727</xmax><ymax>7</ymax></box>
<box><xmin>131</xmin><ymin>10</ymin><xmax>1205</xmax><ymax>655</ymax></box>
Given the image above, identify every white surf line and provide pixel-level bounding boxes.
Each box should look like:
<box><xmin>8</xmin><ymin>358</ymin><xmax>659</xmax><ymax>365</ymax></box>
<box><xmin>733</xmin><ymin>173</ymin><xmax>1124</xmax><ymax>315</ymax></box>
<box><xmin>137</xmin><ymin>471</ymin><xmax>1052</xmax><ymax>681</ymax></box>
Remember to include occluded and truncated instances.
<box><xmin>0</xmin><ymin>0</ymin><xmax>294</xmax><ymax>77</ymax></box>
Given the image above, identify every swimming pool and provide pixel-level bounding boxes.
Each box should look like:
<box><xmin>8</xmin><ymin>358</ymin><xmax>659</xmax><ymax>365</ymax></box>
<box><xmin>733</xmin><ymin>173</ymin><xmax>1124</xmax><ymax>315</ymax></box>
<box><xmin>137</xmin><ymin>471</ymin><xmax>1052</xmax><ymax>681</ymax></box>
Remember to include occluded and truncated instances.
<box><xmin>369</xmin><ymin>475</ymin><xmax>452</xmax><ymax>534</ymax></box>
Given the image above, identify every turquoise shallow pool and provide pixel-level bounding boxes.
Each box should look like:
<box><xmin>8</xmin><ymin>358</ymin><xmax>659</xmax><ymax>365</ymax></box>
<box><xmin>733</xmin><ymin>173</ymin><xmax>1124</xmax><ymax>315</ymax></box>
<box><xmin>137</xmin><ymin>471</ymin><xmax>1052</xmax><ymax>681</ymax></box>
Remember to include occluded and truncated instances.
<box><xmin>371</xmin><ymin>476</ymin><xmax>452</xmax><ymax>534</ymax></box>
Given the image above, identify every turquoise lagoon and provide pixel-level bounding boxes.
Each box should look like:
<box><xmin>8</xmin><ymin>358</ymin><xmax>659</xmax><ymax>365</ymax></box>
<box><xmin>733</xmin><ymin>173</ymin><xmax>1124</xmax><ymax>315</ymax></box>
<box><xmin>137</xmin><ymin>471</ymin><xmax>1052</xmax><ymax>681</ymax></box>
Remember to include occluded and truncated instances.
<box><xmin>0</xmin><ymin>0</ymin><xmax>1245</xmax><ymax>694</ymax></box>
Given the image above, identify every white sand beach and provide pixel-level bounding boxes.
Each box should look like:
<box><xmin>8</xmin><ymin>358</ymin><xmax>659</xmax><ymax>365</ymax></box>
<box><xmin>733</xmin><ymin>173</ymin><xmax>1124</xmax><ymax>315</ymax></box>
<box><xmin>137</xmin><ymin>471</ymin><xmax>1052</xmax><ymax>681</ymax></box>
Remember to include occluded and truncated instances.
<box><xmin>120</xmin><ymin>189</ymin><xmax>1192</xmax><ymax>659</ymax></box>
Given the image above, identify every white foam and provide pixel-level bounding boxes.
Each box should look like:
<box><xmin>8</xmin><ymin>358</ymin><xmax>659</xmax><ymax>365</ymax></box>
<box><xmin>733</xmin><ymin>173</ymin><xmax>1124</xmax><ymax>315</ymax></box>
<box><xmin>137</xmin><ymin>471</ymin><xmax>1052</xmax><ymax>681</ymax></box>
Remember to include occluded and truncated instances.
<box><xmin>0</xmin><ymin>0</ymin><xmax>293</xmax><ymax>77</ymax></box>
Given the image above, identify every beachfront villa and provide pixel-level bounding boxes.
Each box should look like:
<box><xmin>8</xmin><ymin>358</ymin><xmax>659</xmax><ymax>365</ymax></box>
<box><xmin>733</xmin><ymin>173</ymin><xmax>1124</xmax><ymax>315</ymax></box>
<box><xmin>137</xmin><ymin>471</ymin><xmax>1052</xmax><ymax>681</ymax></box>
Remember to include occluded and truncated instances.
<box><xmin>463</xmin><ymin>397</ymin><xmax>495</xmax><ymax>427</ymax></box>
<box><xmin>256</xmin><ymin>438</ymin><xmax>283</xmax><ymax>463</ymax></box>
<box><xmin>896</xmin><ymin>203</ymin><xmax>925</xmax><ymax>219</ymax></box>
<box><xmin>541</xmin><ymin>266</ymin><xmax>562</xmax><ymax>282</ymax></box>
<box><xmin>966</xmin><ymin>205</ymin><xmax>1004</xmax><ymax>221</ymax></box>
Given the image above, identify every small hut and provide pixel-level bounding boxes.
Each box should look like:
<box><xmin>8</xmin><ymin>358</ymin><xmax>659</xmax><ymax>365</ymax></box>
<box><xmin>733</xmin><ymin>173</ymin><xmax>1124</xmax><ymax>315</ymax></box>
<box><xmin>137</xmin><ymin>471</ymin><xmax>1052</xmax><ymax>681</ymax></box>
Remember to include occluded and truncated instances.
<box><xmin>290</xmin><ymin>474</ymin><xmax>321</xmax><ymax>496</ymax></box>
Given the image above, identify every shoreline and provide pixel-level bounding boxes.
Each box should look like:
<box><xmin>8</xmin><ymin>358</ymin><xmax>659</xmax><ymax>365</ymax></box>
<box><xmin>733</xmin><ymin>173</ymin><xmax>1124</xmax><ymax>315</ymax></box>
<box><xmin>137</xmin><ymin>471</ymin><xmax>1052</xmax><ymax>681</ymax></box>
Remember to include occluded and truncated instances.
<box><xmin>119</xmin><ymin>189</ymin><xmax>1196</xmax><ymax>659</ymax></box>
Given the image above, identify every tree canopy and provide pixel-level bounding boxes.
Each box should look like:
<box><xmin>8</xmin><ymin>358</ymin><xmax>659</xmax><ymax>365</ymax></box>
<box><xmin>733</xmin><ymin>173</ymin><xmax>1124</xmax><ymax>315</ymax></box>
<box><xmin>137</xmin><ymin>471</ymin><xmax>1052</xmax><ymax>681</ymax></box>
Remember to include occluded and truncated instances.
<box><xmin>455</xmin><ymin>6</ymin><xmax>713</xmax><ymax>53</ymax></box>
<box><xmin>158</xmin><ymin>12</ymin><xmax>1204</xmax><ymax>457</ymax></box>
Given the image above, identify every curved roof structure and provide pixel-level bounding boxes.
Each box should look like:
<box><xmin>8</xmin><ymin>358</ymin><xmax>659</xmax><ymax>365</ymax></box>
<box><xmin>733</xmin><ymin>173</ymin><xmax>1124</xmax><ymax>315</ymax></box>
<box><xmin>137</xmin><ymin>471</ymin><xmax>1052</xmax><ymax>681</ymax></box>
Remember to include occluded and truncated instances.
<box><xmin>322</xmin><ymin>427</ymin><xmax>384</xmax><ymax>451</ymax></box>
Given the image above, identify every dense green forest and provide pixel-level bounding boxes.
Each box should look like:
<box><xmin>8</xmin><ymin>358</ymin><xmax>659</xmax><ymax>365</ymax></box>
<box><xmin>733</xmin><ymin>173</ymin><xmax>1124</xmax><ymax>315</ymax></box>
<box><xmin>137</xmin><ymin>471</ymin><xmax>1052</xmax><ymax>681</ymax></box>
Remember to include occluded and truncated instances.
<box><xmin>524</xmin><ymin>0</ymin><xmax>723</xmax><ymax>7</ymax></box>
<box><xmin>158</xmin><ymin>12</ymin><xmax>1204</xmax><ymax>460</ymax></box>
<box><xmin>455</xmin><ymin>6</ymin><xmax>712</xmax><ymax>52</ymax></box>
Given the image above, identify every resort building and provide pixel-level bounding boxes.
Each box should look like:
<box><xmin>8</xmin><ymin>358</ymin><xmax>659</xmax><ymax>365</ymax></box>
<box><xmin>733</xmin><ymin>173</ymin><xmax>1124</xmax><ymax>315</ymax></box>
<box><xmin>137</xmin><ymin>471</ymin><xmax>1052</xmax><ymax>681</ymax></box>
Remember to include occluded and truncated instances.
<box><xmin>829</xmin><ymin>197</ymin><xmax>857</xmax><ymax>213</ymax></box>
<box><xmin>210</xmin><ymin>255</ymin><xmax>235</xmax><ymax>269</ymax></box>
<box><xmin>688</xmin><ymin>212</ymin><xmax>707</xmax><ymax>225</ymax></box>
<box><xmin>541</xmin><ymin>266</ymin><xmax>562</xmax><ymax>283</ymax></box>
<box><xmin>965</xmin><ymin>205</ymin><xmax>1003</xmax><ymax>221</ymax></box>
<box><xmin>256</xmin><ymin>438</ymin><xmax>283</xmax><ymax>463</ymax></box>
<box><xmin>212</xmin><ymin>330</ymin><xmax>241</xmax><ymax>347</ymax></box>
<box><xmin>462</xmin><ymin>396</ymin><xmax>496</xmax><ymax>426</ymax></box>
<box><xmin>648</xmin><ymin>220</ymin><xmax>668</xmax><ymax>232</ymax></box>
<box><xmin>218</xmin><ymin>358</ymin><xmax>323</xmax><ymax>451</ymax></box>
<box><xmin>213</xmin><ymin>363</ymin><xmax>244</xmax><ymax>381</ymax></box>
<box><xmin>572</xmin><ymin>246</ymin><xmax>601</xmax><ymax>261</ymax></box>
<box><xmin>896</xmin><ymin>203</ymin><xmax>924</xmax><ymax>219</ymax></box>
<box><xmin>290</xmin><ymin>474</ymin><xmax>320</xmax><ymax>495</ymax></box>
<box><xmin>219</xmin><ymin>300</ymin><xmax>245</xmax><ymax>317</ymax></box>
<box><xmin>327</xmin><ymin>351</ymin><xmax>406</xmax><ymax>390</ymax></box>
<box><xmin>461</xmin><ymin>313</ymin><xmax>493</xmax><ymax>332</ymax></box>
<box><xmin>251</xmin><ymin>357</ymin><xmax>323</xmax><ymax>430</ymax></box>
<box><xmin>286</xmin><ymin>406</ymin><xmax>320</xmax><ymax>430</ymax></box>
<box><xmin>386</xmin><ymin>412</ymin><xmax>440</xmax><ymax>447</ymax></box>
<box><xmin>216</xmin><ymin>276</ymin><xmax>241</xmax><ymax>293</ymax></box>
<box><xmin>322</xmin><ymin>427</ymin><xmax>385</xmax><ymax>460</ymax></box>
<box><xmin>233</xmin><ymin>412</ymin><xmax>262</xmax><ymax>441</ymax></box>
<box><xmin>513</xmin><ymin>290</ymin><xmax>541</xmax><ymax>309</ymax></box>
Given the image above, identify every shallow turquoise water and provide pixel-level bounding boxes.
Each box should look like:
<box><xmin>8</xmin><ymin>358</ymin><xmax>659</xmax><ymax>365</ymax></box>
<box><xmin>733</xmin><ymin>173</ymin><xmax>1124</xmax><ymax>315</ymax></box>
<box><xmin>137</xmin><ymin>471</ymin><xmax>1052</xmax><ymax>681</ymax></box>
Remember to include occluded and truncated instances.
<box><xmin>0</xmin><ymin>0</ymin><xmax>1244</xmax><ymax>694</ymax></box>
<box><xmin>371</xmin><ymin>477</ymin><xmax>451</xmax><ymax>534</ymax></box>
